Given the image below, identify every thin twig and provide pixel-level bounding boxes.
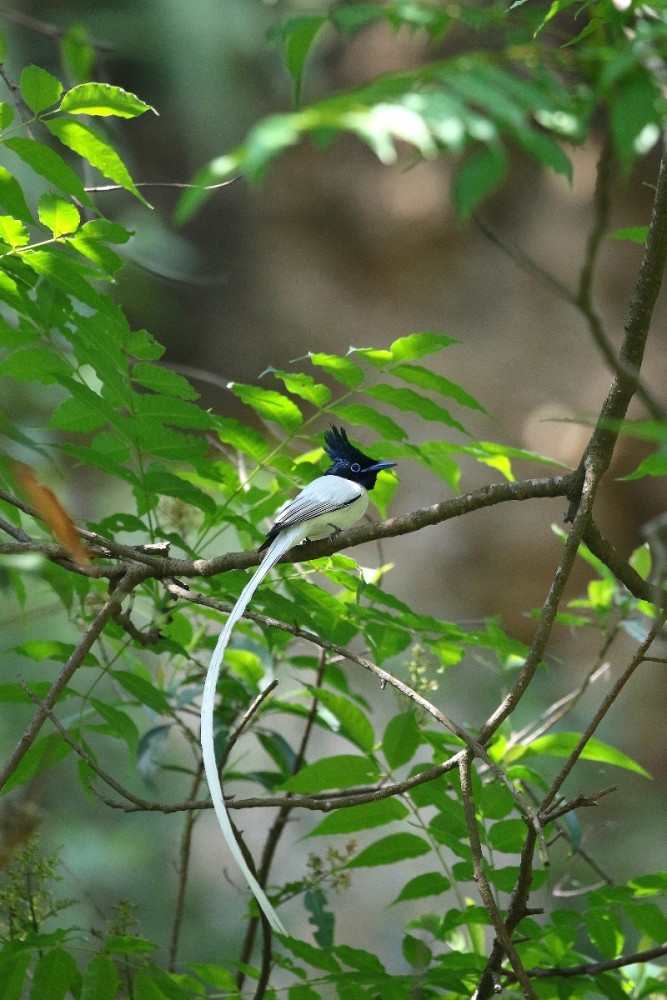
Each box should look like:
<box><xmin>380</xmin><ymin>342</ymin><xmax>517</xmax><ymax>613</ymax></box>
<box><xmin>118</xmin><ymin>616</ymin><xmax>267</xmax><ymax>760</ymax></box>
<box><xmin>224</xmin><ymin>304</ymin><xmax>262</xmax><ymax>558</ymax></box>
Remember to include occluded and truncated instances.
<box><xmin>507</xmin><ymin>621</ymin><xmax>620</xmax><ymax>749</ymax></box>
<box><xmin>509</xmin><ymin>942</ymin><xmax>667</xmax><ymax>980</ymax></box>
<box><xmin>219</xmin><ymin>679</ymin><xmax>279</xmax><ymax>773</ymax></box>
<box><xmin>167</xmin><ymin>763</ymin><xmax>205</xmax><ymax>972</ymax></box>
<box><xmin>84</xmin><ymin>180</ymin><xmax>237</xmax><ymax>193</ymax></box>
<box><xmin>0</xmin><ymin>568</ymin><xmax>150</xmax><ymax>792</ymax></box>
<box><xmin>540</xmin><ymin>785</ymin><xmax>617</xmax><ymax>824</ymax></box>
<box><xmin>461</xmin><ymin>752</ymin><xmax>539</xmax><ymax>1000</ymax></box>
<box><xmin>473</xmin><ymin>213</ymin><xmax>577</xmax><ymax>305</ymax></box>
<box><xmin>479</xmin><ymin>460</ymin><xmax>599</xmax><ymax>743</ymax></box>
<box><xmin>540</xmin><ymin>613</ymin><xmax>667</xmax><ymax>813</ymax></box>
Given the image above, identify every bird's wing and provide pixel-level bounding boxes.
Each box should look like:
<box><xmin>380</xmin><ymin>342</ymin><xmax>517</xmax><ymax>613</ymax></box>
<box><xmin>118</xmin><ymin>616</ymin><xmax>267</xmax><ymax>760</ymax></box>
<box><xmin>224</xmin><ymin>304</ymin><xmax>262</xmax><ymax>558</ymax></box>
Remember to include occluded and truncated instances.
<box><xmin>271</xmin><ymin>476</ymin><xmax>363</xmax><ymax>530</ymax></box>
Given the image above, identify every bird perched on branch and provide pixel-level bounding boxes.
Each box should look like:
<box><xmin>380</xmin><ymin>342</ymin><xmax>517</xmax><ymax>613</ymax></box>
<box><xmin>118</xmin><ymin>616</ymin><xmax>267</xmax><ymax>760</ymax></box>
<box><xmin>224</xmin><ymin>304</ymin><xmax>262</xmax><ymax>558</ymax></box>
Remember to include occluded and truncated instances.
<box><xmin>201</xmin><ymin>426</ymin><xmax>397</xmax><ymax>933</ymax></box>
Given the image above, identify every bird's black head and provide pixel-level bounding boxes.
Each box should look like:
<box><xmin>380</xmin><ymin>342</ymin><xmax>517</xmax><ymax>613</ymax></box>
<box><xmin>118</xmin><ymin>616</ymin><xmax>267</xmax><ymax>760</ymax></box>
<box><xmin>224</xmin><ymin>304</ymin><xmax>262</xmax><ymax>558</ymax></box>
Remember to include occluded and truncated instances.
<box><xmin>323</xmin><ymin>425</ymin><xmax>396</xmax><ymax>490</ymax></box>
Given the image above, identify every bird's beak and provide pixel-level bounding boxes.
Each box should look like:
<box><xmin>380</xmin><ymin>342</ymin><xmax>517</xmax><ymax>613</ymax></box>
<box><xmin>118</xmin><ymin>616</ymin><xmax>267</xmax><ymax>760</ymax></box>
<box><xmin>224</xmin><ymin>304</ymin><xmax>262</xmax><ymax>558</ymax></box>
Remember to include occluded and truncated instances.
<box><xmin>367</xmin><ymin>461</ymin><xmax>397</xmax><ymax>473</ymax></box>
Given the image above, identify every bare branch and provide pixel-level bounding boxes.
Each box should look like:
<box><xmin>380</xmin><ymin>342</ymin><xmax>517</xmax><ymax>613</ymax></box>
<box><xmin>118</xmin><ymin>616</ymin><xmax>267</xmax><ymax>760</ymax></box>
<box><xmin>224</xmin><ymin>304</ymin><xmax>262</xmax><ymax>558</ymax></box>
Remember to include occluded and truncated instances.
<box><xmin>479</xmin><ymin>460</ymin><xmax>599</xmax><ymax>743</ymax></box>
<box><xmin>0</xmin><ymin>567</ymin><xmax>151</xmax><ymax>793</ymax></box>
<box><xmin>540</xmin><ymin>785</ymin><xmax>617</xmax><ymax>825</ymax></box>
<box><xmin>509</xmin><ymin>942</ymin><xmax>667</xmax><ymax>980</ymax></box>
<box><xmin>462</xmin><ymin>752</ymin><xmax>539</xmax><ymax>1000</ymax></box>
<box><xmin>584</xmin><ymin>520</ymin><xmax>665</xmax><ymax>607</ymax></box>
<box><xmin>540</xmin><ymin>612</ymin><xmax>667</xmax><ymax>813</ymax></box>
<box><xmin>219</xmin><ymin>679</ymin><xmax>279</xmax><ymax>772</ymax></box>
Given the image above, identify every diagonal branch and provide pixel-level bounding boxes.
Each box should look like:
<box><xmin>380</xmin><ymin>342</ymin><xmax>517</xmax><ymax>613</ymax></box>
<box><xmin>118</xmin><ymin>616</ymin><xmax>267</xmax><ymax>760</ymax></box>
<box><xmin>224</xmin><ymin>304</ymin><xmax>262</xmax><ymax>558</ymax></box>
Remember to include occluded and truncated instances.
<box><xmin>0</xmin><ymin>566</ymin><xmax>151</xmax><ymax>793</ymax></box>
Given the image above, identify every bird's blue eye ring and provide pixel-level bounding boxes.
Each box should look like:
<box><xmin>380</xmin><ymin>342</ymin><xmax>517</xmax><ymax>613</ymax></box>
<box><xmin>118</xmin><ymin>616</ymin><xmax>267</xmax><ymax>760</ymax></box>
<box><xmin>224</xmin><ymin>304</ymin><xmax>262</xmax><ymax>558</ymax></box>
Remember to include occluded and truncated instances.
<box><xmin>350</xmin><ymin>462</ymin><xmax>361</xmax><ymax>473</ymax></box>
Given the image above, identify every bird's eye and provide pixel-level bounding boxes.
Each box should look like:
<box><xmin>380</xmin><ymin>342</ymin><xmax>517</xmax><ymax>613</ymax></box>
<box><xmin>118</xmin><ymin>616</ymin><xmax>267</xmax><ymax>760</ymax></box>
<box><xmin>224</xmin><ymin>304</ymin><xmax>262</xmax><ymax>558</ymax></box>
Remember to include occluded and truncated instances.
<box><xmin>350</xmin><ymin>462</ymin><xmax>361</xmax><ymax>473</ymax></box>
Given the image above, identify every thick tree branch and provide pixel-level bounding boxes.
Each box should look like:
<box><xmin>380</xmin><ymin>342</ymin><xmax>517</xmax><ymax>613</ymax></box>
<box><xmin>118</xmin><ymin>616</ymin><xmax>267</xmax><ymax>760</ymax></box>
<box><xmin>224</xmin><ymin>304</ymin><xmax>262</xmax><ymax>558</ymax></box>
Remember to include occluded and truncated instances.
<box><xmin>1</xmin><ymin>474</ymin><xmax>577</xmax><ymax>581</ymax></box>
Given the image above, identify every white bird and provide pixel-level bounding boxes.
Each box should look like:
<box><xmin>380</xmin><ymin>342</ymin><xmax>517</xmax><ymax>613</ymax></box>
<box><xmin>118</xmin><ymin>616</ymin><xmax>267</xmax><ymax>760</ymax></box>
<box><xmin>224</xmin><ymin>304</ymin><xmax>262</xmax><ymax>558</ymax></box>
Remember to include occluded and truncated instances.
<box><xmin>201</xmin><ymin>426</ymin><xmax>396</xmax><ymax>933</ymax></box>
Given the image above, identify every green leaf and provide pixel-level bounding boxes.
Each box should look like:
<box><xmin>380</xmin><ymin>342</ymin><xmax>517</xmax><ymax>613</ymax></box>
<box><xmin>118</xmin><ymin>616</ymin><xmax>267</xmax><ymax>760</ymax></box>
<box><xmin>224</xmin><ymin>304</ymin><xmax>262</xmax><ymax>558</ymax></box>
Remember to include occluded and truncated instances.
<box><xmin>22</xmin><ymin>249</ymin><xmax>105</xmax><ymax>309</ymax></box>
<box><xmin>487</xmin><ymin>819</ymin><xmax>527</xmax><ymax>854</ymax></box>
<box><xmin>514</xmin><ymin>127</ymin><xmax>572</xmax><ymax>181</ymax></box>
<box><xmin>391</xmin><ymin>871</ymin><xmax>451</xmax><ymax>904</ymax></box>
<box><xmin>391</xmin><ymin>363</ymin><xmax>485</xmax><ymax>411</ymax></box>
<box><xmin>30</xmin><ymin>948</ymin><xmax>77</xmax><ymax>1000</ymax></box>
<box><xmin>80</xmin><ymin>955</ymin><xmax>120</xmax><ymax>1000</ymax></box>
<box><xmin>308</xmin><ymin>797</ymin><xmax>408</xmax><ymax>837</ymax></box>
<box><xmin>37</xmin><ymin>193</ymin><xmax>80</xmax><ymax>237</ymax></box>
<box><xmin>271</xmin><ymin>16</ymin><xmax>328</xmax><ymax>104</ymax></box>
<box><xmin>333</xmin><ymin>944</ymin><xmax>386</xmax><ymax>974</ymax></box>
<box><xmin>382</xmin><ymin>712</ymin><xmax>423</xmax><ymax>768</ymax></box>
<box><xmin>60</xmin><ymin>82</ymin><xmax>155</xmax><ymax>118</ymax></box>
<box><xmin>0</xmin><ymin>102</ymin><xmax>13</xmax><ymax>130</ymax></box>
<box><xmin>90</xmin><ymin>698</ymin><xmax>140</xmax><ymax>755</ymax></box>
<box><xmin>0</xmin><ymin>166</ymin><xmax>34</xmax><ymax>222</ymax></box>
<box><xmin>0</xmin><ymin>215</ymin><xmax>30</xmax><ymax>247</ymax></box>
<box><xmin>364</xmin><ymin>383</ymin><xmax>468</xmax><ymax>433</ymax></box>
<box><xmin>265</xmin><ymin>368</ymin><xmax>331</xmax><ymax>407</ymax></box>
<box><xmin>282</xmin><ymin>937</ymin><xmax>341</xmax><ymax>974</ymax></box>
<box><xmin>4</xmin><ymin>137</ymin><xmax>94</xmax><ymax>208</ymax></box>
<box><xmin>390</xmin><ymin>332</ymin><xmax>457</xmax><ymax>361</ymax></box>
<box><xmin>627</xmin><ymin>901</ymin><xmax>667</xmax><ymax>942</ymax></box>
<box><xmin>312</xmin><ymin>688</ymin><xmax>375</xmax><ymax>752</ymax></box>
<box><xmin>584</xmin><ymin>909</ymin><xmax>623</xmax><ymax>960</ymax></box>
<box><xmin>610</xmin><ymin>74</ymin><xmax>659</xmax><ymax>168</ymax></box>
<box><xmin>103</xmin><ymin>936</ymin><xmax>158</xmax><ymax>955</ymax></box>
<box><xmin>308</xmin><ymin>351</ymin><xmax>365</xmax><ymax>387</ymax></box>
<box><xmin>0</xmin><ymin>950</ymin><xmax>31</xmax><ymax>1000</ymax></box>
<box><xmin>227</xmin><ymin>382</ymin><xmax>303</xmax><ymax>431</ymax></box>
<box><xmin>610</xmin><ymin>226</ymin><xmax>647</xmax><ymax>244</ymax></box>
<box><xmin>133</xmin><ymin>393</ymin><xmax>216</xmax><ymax>430</ymax></box>
<box><xmin>20</xmin><ymin>65</ymin><xmax>63</xmax><ymax>114</ymax></box>
<box><xmin>60</xmin><ymin>24</ymin><xmax>95</xmax><ymax>85</ymax></box>
<box><xmin>45</xmin><ymin>118</ymin><xmax>149</xmax><ymax>206</ymax></box>
<box><xmin>328</xmin><ymin>403</ymin><xmax>407</xmax><ymax>440</ymax></box>
<box><xmin>281</xmin><ymin>754</ymin><xmax>379</xmax><ymax>792</ymax></box>
<box><xmin>138</xmin><ymin>466</ymin><xmax>216</xmax><ymax>515</ymax></box>
<box><xmin>16</xmin><ymin>640</ymin><xmax>83</xmax><ymax>663</ymax></box>
<box><xmin>346</xmin><ymin>832</ymin><xmax>430</xmax><ymax>868</ymax></box>
<box><xmin>508</xmin><ymin>733</ymin><xmax>651</xmax><ymax>778</ymax></box>
<box><xmin>215</xmin><ymin>416</ymin><xmax>269</xmax><ymax>461</ymax></box>
<box><xmin>454</xmin><ymin>144</ymin><xmax>508</xmax><ymax>219</ymax></box>
<box><xmin>112</xmin><ymin>670</ymin><xmax>172</xmax><ymax>715</ymax></box>
<box><xmin>304</xmin><ymin>888</ymin><xmax>334</xmax><ymax>949</ymax></box>
<box><xmin>622</xmin><ymin>449</ymin><xmax>667</xmax><ymax>480</ymax></box>
<box><xmin>189</xmin><ymin>964</ymin><xmax>238</xmax><ymax>991</ymax></box>
<box><xmin>132</xmin><ymin>362</ymin><xmax>198</xmax><ymax>400</ymax></box>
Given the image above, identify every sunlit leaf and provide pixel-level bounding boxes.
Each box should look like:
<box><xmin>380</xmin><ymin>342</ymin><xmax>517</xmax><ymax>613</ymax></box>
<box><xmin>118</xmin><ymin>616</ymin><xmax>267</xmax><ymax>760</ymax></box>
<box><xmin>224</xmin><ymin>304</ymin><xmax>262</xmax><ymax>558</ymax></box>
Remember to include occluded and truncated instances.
<box><xmin>20</xmin><ymin>65</ymin><xmax>63</xmax><ymax>114</ymax></box>
<box><xmin>507</xmin><ymin>733</ymin><xmax>651</xmax><ymax>777</ymax></box>
<box><xmin>38</xmin><ymin>193</ymin><xmax>80</xmax><ymax>237</ymax></box>
<box><xmin>0</xmin><ymin>215</ymin><xmax>29</xmax><ymax>247</ymax></box>
<box><xmin>45</xmin><ymin>118</ymin><xmax>149</xmax><ymax>206</ymax></box>
<box><xmin>228</xmin><ymin>381</ymin><xmax>303</xmax><ymax>431</ymax></box>
<box><xmin>60</xmin><ymin>82</ymin><xmax>156</xmax><ymax>118</ymax></box>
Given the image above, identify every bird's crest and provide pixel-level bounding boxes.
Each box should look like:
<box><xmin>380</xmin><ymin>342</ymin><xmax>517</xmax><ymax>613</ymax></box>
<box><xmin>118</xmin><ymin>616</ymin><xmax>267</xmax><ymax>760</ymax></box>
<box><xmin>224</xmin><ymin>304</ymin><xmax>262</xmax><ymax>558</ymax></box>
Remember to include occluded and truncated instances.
<box><xmin>323</xmin><ymin>425</ymin><xmax>375</xmax><ymax>467</ymax></box>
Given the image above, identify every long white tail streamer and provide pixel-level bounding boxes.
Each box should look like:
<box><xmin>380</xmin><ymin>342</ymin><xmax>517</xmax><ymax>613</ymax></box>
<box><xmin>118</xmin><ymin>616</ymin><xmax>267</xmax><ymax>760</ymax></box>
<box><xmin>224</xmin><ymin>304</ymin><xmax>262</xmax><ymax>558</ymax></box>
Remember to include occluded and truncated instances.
<box><xmin>200</xmin><ymin>526</ymin><xmax>304</xmax><ymax>935</ymax></box>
